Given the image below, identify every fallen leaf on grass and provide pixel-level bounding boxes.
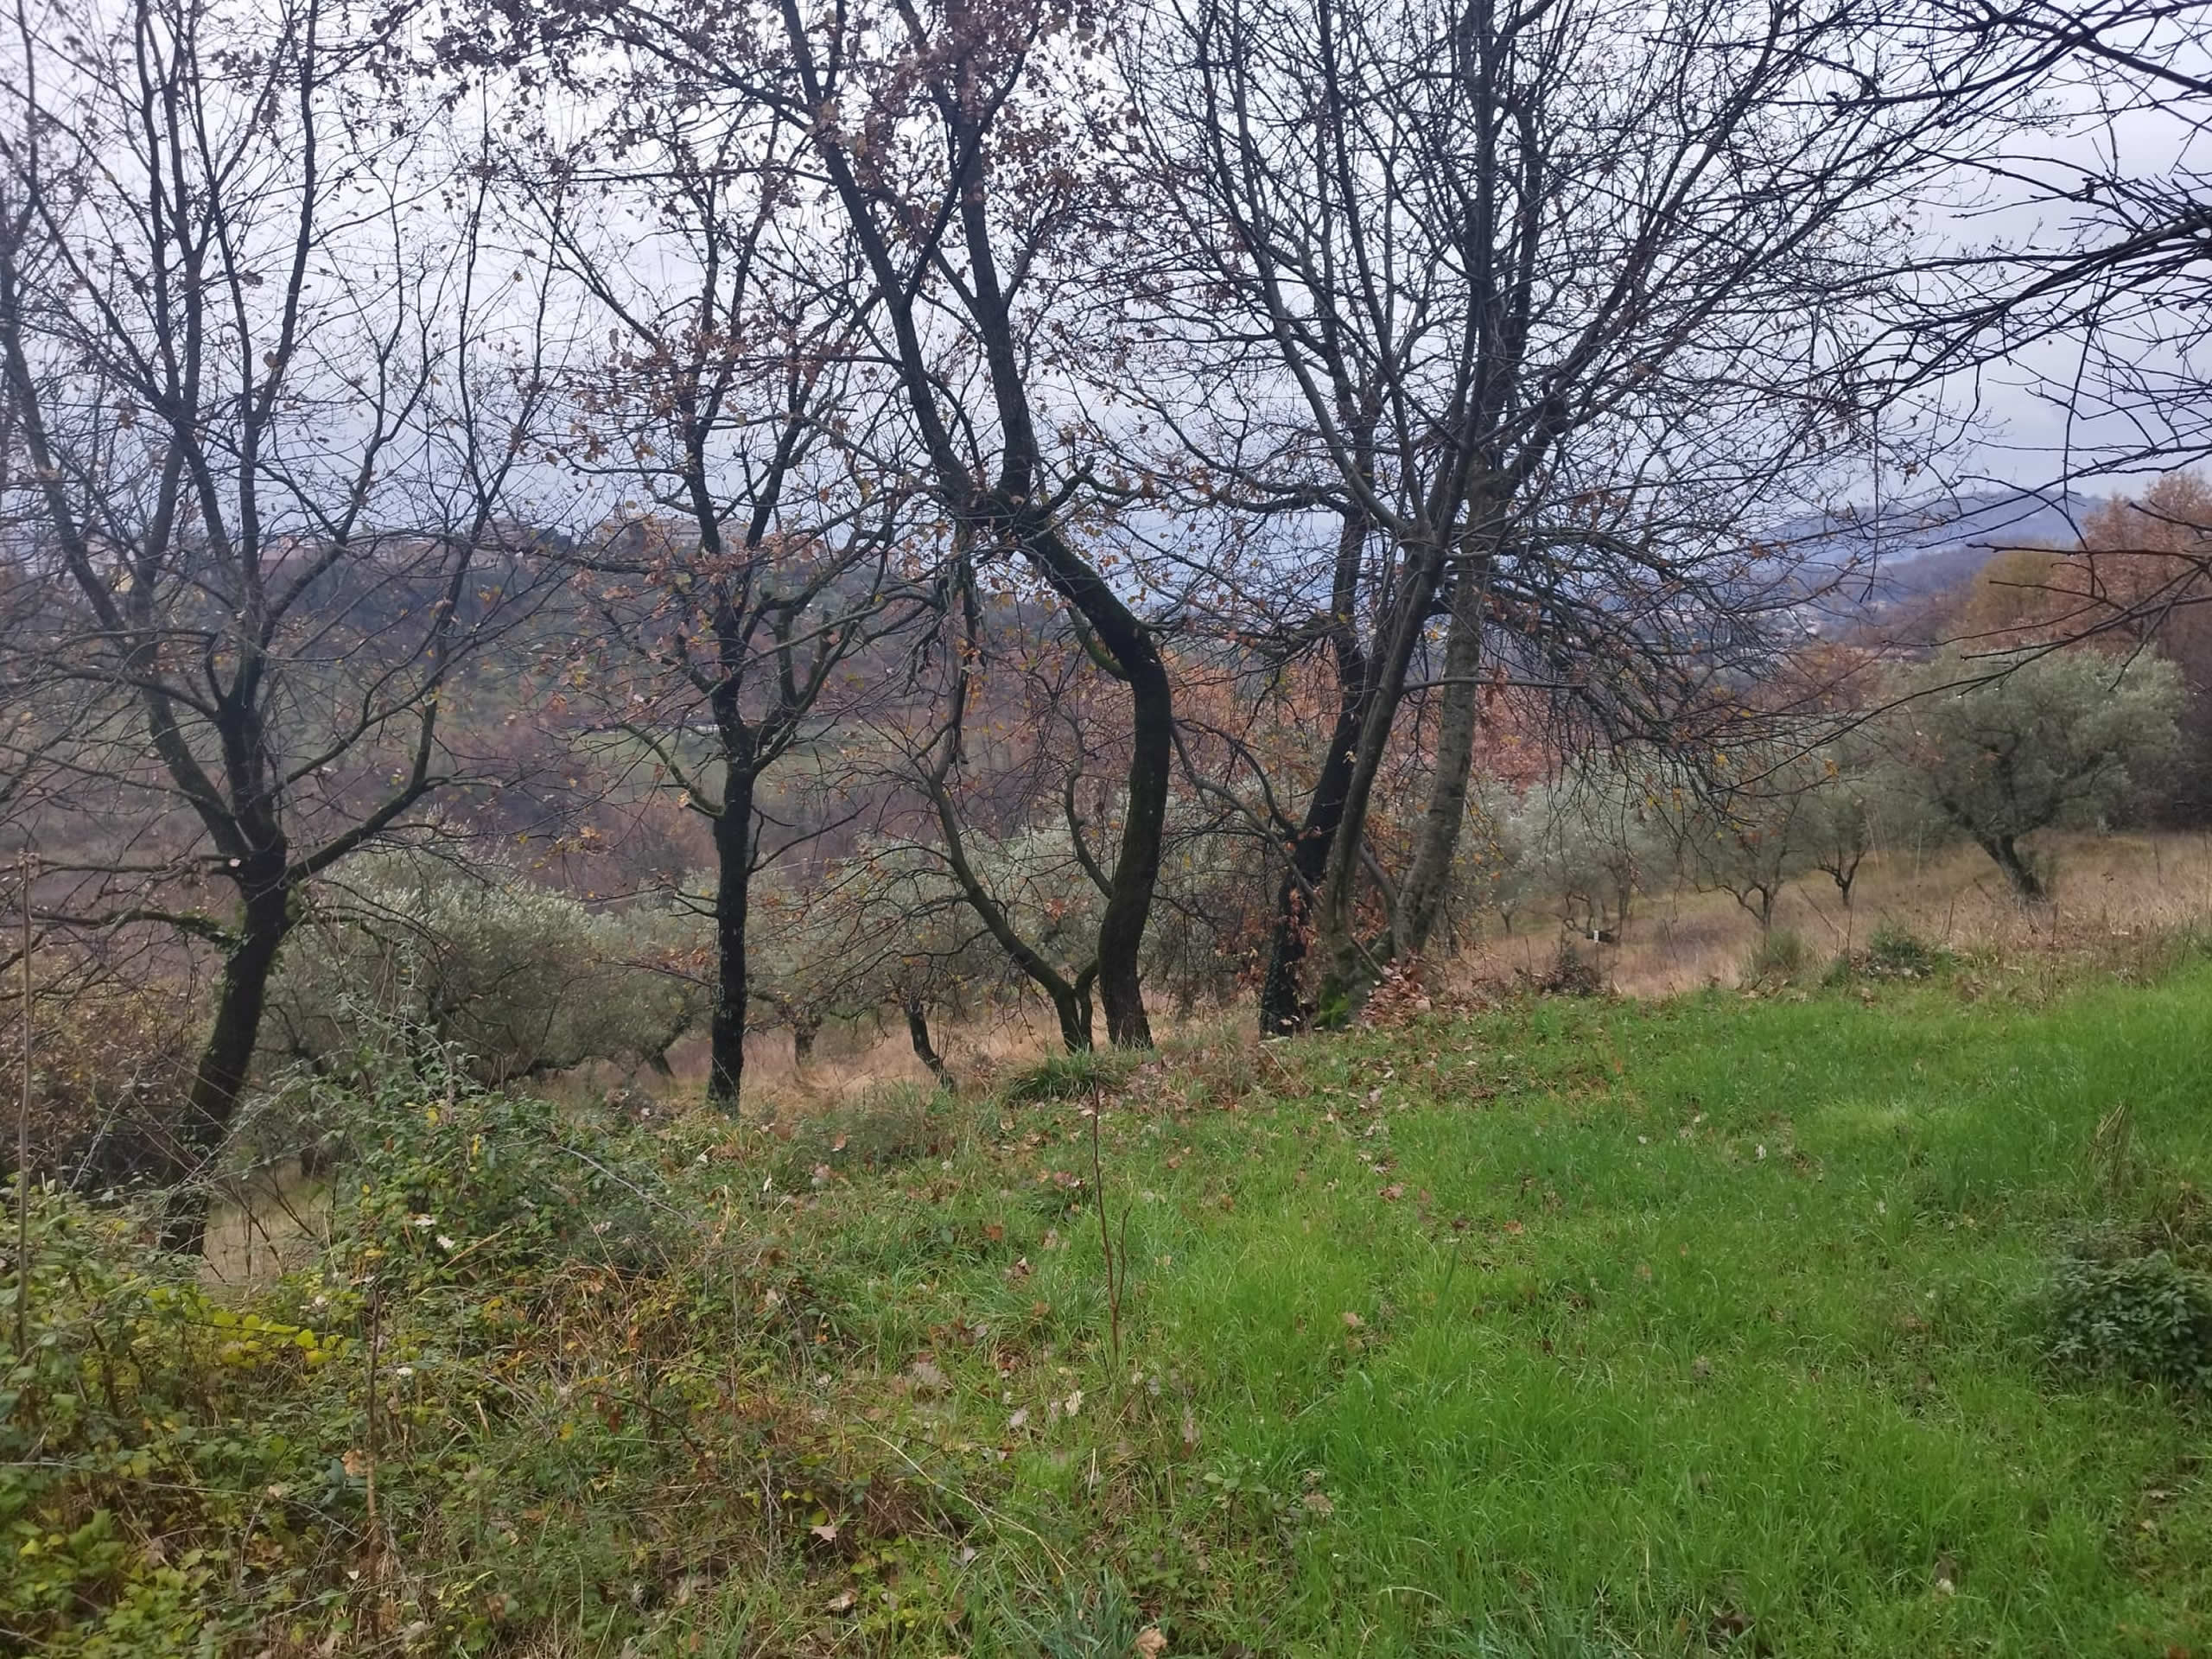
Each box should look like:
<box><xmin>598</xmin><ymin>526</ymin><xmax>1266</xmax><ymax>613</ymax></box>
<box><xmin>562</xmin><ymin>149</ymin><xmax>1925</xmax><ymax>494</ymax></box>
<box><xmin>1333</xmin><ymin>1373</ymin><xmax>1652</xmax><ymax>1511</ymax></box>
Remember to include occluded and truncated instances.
<box><xmin>1340</xmin><ymin>1310</ymin><xmax>1363</xmax><ymax>1329</ymax></box>
<box><xmin>910</xmin><ymin>1358</ymin><xmax>950</xmax><ymax>1395</ymax></box>
<box><xmin>1135</xmin><ymin>1630</ymin><xmax>1168</xmax><ymax>1657</ymax></box>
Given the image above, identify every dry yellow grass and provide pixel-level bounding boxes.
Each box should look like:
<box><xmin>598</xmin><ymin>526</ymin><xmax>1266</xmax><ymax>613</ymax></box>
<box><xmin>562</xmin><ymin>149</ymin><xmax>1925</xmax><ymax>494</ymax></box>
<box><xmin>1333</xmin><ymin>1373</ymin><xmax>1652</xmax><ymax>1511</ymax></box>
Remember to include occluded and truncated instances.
<box><xmin>1453</xmin><ymin>828</ymin><xmax>2212</xmax><ymax>997</ymax></box>
<box><xmin>710</xmin><ymin>830</ymin><xmax>2212</xmax><ymax>1112</ymax></box>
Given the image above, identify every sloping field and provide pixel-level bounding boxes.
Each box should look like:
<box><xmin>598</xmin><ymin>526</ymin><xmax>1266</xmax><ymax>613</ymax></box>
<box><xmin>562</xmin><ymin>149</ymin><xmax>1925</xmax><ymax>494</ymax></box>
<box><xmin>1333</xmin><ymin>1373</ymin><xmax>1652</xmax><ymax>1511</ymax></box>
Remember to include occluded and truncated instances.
<box><xmin>11</xmin><ymin>952</ymin><xmax>2212</xmax><ymax>1656</ymax></box>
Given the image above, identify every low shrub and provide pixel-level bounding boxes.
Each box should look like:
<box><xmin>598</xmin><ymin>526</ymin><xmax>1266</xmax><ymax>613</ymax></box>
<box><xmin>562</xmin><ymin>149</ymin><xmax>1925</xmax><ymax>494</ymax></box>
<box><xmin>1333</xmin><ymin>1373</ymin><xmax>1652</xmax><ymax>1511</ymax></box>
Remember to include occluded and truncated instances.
<box><xmin>1001</xmin><ymin>1048</ymin><xmax>1136</xmax><ymax>1105</ymax></box>
<box><xmin>2042</xmin><ymin>1240</ymin><xmax>2212</xmax><ymax>1394</ymax></box>
<box><xmin>1534</xmin><ymin>939</ymin><xmax>1605</xmax><ymax>997</ymax></box>
<box><xmin>1741</xmin><ymin>928</ymin><xmax>1810</xmax><ymax>987</ymax></box>
<box><xmin>1865</xmin><ymin>925</ymin><xmax>1948</xmax><ymax>980</ymax></box>
<box><xmin>1822</xmin><ymin>925</ymin><xmax>1953</xmax><ymax>988</ymax></box>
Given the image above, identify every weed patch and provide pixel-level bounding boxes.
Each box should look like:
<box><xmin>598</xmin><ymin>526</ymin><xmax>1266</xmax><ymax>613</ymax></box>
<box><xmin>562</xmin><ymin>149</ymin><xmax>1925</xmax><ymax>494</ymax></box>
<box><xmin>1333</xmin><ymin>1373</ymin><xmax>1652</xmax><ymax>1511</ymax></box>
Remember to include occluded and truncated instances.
<box><xmin>2043</xmin><ymin>1242</ymin><xmax>2212</xmax><ymax>1393</ymax></box>
<box><xmin>1000</xmin><ymin>1048</ymin><xmax>1138</xmax><ymax>1104</ymax></box>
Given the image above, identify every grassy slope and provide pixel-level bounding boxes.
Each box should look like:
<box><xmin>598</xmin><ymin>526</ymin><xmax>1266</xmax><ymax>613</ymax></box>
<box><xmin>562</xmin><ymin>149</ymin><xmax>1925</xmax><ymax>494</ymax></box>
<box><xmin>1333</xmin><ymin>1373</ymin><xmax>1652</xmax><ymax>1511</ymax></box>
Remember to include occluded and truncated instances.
<box><xmin>779</xmin><ymin>965</ymin><xmax>2212</xmax><ymax>1656</ymax></box>
<box><xmin>1153</xmin><ymin>988</ymin><xmax>2207</xmax><ymax>1654</ymax></box>
<box><xmin>18</xmin><ymin>959</ymin><xmax>2212</xmax><ymax>1656</ymax></box>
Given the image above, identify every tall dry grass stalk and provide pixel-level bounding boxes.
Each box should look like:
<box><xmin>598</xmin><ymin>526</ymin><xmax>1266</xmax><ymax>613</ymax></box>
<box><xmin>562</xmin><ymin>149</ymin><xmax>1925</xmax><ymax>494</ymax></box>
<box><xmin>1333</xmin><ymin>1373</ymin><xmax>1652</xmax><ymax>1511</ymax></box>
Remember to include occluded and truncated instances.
<box><xmin>1448</xmin><ymin>830</ymin><xmax>2212</xmax><ymax>999</ymax></box>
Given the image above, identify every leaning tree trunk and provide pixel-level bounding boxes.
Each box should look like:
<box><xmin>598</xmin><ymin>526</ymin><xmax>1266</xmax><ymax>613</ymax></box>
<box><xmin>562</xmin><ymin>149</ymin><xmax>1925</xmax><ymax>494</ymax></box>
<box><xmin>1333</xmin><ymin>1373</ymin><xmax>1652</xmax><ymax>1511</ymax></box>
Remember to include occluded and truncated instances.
<box><xmin>1395</xmin><ymin>557</ymin><xmax>1489</xmax><ymax>961</ymax></box>
<box><xmin>1984</xmin><ymin>833</ymin><xmax>2044</xmax><ymax>899</ymax></box>
<box><xmin>706</xmin><ymin>769</ymin><xmax>756</xmax><ymax>1112</ymax></box>
<box><xmin>905</xmin><ymin>997</ymin><xmax>953</xmax><ymax>1088</ymax></box>
<box><xmin>1013</xmin><ymin>515</ymin><xmax>1170</xmax><ymax>1050</ymax></box>
<box><xmin>163</xmin><ymin>861</ymin><xmax>292</xmax><ymax>1254</ymax></box>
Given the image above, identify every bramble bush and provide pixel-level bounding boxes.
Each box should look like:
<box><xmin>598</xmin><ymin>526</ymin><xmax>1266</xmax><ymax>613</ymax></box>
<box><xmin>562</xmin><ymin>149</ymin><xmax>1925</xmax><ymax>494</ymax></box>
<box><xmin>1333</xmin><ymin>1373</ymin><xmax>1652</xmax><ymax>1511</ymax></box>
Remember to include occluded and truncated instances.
<box><xmin>0</xmin><ymin>1192</ymin><xmax>359</xmax><ymax>1656</ymax></box>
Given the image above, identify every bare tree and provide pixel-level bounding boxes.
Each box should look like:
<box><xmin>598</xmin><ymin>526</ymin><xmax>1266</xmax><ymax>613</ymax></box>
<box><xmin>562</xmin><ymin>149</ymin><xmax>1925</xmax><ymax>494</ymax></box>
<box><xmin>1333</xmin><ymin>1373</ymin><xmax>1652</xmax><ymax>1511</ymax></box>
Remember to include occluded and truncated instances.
<box><xmin>1904</xmin><ymin>0</ymin><xmax>2212</xmax><ymax>479</ymax></box>
<box><xmin>515</xmin><ymin>104</ymin><xmax>927</xmax><ymax>1110</ymax></box>
<box><xmin>1126</xmin><ymin>0</ymin><xmax>2035</xmax><ymax>1025</ymax></box>
<box><xmin>887</xmin><ymin>559</ymin><xmax>1119</xmax><ymax>1052</ymax></box>
<box><xmin>536</xmin><ymin>0</ymin><xmax>1180</xmax><ymax>1048</ymax></box>
<box><xmin>0</xmin><ymin>0</ymin><xmax>560</xmax><ymax>1244</ymax></box>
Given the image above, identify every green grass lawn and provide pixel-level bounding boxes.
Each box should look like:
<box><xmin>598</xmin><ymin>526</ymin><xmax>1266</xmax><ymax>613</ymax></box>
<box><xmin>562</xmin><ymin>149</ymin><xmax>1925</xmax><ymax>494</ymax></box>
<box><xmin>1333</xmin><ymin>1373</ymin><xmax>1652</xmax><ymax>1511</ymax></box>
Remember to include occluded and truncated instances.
<box><xmin>1122</xmin><ymin>984</ymin><xmax>2212</xmax><ymax>1656</ymax></box>
<box><xmin>10</xmin><ymin>958</ymin><xmax>2212</xmax><ymax>1656</ymax></box>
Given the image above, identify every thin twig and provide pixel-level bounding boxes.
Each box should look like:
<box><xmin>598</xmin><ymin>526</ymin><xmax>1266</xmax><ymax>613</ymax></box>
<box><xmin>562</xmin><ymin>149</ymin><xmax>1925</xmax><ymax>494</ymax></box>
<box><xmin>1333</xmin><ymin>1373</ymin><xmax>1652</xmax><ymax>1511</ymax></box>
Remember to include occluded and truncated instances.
<box><xmin>16</xmin><ymin>849</ymin><xmax>30</xmax><ymax>1358</ymax></box>
<box><xmin>362</xmin><ymin>1287</ymin><xmax>383</xmax><ymax>1556</ymax></box>
<box><xmin>1088</xmin><ymin>1083</ymin><xmax>1124</xmax><ymax>1376</ymax></box>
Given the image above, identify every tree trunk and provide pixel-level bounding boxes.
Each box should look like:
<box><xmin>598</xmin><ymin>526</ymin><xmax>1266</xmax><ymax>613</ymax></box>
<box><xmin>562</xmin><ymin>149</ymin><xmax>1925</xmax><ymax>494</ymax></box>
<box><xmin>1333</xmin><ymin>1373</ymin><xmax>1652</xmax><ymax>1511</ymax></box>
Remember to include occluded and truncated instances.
<box><xmin>1985</xmin><ymin>834</ymin><xmax>2044</xmax><ymax>899</ymax></box>
<box><xmin>1396</xmin><ymin>558</ymin><xmax>1488</xmax><ymax>959</ymax></box>
<box><xmin>1052</xmin><ymin>970</ymin><xmax>1097</xmax><ymax>1055</ymax></box>
<box><xmin>1313</xmin><ymin>537</ymin><xmax>1452</xmax><ymax>1018</ymax></box>
<box><xmin>906</xmin><ymin>998</ymin><xmax>952</xmax><ymax>1088</ymax></box>
<box><xmin>162</xmin><ymin>866</ymin><xmax>291</xmax><ymax>1254</ymax></box>
<box><xmin>1093</xmin><ymin>651</ymin><xmax>1170</xmax><ymax>1049</ymax></box>
<box><xmin>791</xmin><ymin>1014</ymin><xmax>819</xmax><ymax>1068</ymax></box>
<box><xmin>1260</xmin><ymin>503</ymin><xmax>1375</xmax><ymax>1035</ymax></box>
<box><xmin>706</xmin><ymin>770</ymin><xmax>755</xmax><ymax>1113</ymax></box>
<box><xmin>1259</xmin><ymin>690</ymin><xmax>1365</xmax><ymax>1035</ymax></box>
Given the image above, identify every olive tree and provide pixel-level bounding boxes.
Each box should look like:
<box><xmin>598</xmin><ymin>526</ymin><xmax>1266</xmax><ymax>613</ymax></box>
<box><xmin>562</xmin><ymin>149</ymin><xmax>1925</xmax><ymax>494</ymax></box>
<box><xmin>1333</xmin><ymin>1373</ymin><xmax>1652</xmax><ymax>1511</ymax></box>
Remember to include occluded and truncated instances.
<box><xmin>1878</xmin><ymin>650</ymin><xmax>2183</xmax><ymax>898</ymax></box>
<box><xmin>269</xmin><ymin>854</ymin><xmax>709</xmax><ymax>1085</ymax></box>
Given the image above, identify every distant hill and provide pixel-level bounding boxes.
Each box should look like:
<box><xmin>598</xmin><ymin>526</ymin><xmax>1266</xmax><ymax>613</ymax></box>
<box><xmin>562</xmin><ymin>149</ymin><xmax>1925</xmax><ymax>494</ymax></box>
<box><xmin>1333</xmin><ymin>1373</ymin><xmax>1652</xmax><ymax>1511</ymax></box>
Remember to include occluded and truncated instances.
<box><xmin>1771</xmin><ymin>487</ymin><xmax>2107</xmax><ymax>628</ymax></box>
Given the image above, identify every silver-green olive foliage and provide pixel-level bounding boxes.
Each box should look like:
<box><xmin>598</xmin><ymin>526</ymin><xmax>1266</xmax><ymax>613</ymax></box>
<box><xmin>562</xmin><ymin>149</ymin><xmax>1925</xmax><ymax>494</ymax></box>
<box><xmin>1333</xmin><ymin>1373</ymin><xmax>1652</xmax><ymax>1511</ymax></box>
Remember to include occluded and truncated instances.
<box><xmin>271</xmin><ymin>855</ymin><xmax>709</xmax><ymax>1084</ymax></box>
<box><xmin>1879</xmin><ymin>650</ymin><xmax>2183</xmax><ymax>897</ymax></box>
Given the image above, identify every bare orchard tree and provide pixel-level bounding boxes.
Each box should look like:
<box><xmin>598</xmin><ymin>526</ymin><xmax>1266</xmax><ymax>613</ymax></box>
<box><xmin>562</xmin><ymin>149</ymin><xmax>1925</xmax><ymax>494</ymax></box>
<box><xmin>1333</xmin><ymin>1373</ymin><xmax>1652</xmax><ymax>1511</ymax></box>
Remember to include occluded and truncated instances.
<box><xmin>0</xmin><ymin>0</ymin><xmax>562</xmax><ymax>1245</ymax></box>
<box><xmin>515</xmin><ymin>102</ymin><xmax>927</xmax><ymax>1111</ymax></box>
<box><xmin>1127</xmin><ymin>0</ymin><xmax>2045</xmax><ymax>1025</ymax></box>
<box><xmin>882</xmin><ymin>557</ymin><xmax>1122</xmax><ymax>1053</ymax></box>
<box><xmin>537</xmin><ymin>0</ymin><xmax>1179</xmax><ymax>1048</ymax></box>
